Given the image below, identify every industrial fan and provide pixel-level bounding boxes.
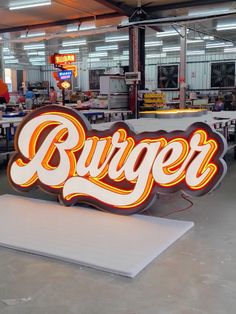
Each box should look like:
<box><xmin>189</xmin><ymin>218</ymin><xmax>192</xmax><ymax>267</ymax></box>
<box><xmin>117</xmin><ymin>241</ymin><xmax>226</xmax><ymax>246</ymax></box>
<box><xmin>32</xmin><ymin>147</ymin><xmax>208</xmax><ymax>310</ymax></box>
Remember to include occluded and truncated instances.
<box><xmin>211</xmin><ymin>62</ymin><xmax>235</xmax><ymax>88</ymax></box>
<box><xmin>158</xmin><ymin>65</ymin><xmax>179</xmax><ymax>89</ymax></box>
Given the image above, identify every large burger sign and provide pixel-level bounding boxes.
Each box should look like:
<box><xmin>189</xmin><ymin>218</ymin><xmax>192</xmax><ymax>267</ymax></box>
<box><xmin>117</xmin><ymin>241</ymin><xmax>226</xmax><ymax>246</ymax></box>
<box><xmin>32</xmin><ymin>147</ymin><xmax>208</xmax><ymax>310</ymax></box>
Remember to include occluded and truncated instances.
<box><xmin>8</xmin><ymin>106</ymin><xmax>227</xmax><ymax>215</ymax></box>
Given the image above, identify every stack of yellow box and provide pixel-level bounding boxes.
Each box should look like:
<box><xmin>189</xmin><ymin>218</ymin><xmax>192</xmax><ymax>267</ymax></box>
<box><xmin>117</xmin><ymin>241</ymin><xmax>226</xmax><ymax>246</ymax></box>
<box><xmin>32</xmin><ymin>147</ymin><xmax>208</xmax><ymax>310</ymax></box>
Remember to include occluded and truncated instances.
<box><xmin>143</xmin><ymin>92</ymin><xmax>166</xmax><ymax>109</ymax></box>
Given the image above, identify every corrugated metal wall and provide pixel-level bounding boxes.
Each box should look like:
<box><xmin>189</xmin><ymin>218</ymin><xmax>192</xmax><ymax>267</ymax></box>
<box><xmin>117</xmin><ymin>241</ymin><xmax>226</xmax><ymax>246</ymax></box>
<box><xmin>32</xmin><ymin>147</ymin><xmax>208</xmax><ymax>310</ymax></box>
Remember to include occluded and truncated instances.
<box><xmin>28</xmin><ymin>52</ymin><xmax>236</xmax><ymax>101</ymax></box>
<box><xmin>145</xmin><ymin>53</ymin><xmax>236</xmax><ymax>100</ymax></box>
<box><xmin>41</xmin><ymin>65</ymin><xmax>55</xmax><ymax>87</ymax></box>
<box><xmin>27</xmin><ymin>67</ymin><xmax>42</xmax><ymax>82</ymax></box>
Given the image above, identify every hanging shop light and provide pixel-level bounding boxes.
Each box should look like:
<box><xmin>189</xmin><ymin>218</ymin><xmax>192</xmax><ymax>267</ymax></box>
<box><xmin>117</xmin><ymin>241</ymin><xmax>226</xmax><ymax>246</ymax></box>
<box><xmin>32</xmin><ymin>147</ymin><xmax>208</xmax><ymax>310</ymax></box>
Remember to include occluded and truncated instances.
<box><xmin>96</xmin><ymin>45</ymin><xmax>118</xmax><ymax>51</ymax></box>
<box><xmin>105</xmin><ymin>35</ymin><xmax>129</xmax><ymax>42</ymax></box>
<box><xmin>62</xmin><ymin>40</ymin><xmax>86</xmax><ymax>47</ymax></box>
<box><xmin>24</xmin><ymin>43</ymin><xmax>45</xmax><ymax>50</ymax></box>
<box><xmin>9</xmin><ymin>0</ymin><xmax>51</xmax><ymax>10</ymax></box>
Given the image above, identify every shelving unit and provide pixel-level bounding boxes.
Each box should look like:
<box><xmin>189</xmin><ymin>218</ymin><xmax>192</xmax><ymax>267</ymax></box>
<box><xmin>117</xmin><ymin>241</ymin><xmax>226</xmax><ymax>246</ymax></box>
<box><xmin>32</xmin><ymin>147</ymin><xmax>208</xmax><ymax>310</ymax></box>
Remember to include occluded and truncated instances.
<box><xmin>139</xmin><ymin>91</ymin><xmax>166</xmax><ymax>111</ymax></box>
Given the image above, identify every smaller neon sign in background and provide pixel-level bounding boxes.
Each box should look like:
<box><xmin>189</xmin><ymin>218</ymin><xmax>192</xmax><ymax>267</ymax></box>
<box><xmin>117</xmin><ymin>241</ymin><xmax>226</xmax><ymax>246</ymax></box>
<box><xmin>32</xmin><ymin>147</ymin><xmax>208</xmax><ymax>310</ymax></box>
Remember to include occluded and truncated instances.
<box><xmin>58</xmin><ymin>70</ymin><xmax>73</xmax><ymax>80</ymax></box>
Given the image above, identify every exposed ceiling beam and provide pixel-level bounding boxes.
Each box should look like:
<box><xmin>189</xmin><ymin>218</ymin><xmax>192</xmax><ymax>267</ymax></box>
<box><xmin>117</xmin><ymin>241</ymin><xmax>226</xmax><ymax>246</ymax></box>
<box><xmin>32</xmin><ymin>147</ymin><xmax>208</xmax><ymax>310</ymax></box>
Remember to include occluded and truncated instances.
<box><xmin>93</xmin><ymin>0</ymin><xmax>133</xmax><ymax>16</ymax></box>
<box><xmin>118</xmin><ymin>11</ymin><xmax>236</xmax><ymax>29</ymax></box>
<box><xmin>0</xmin><ymin>12</ymin><xmax>122</xmax><ymax>34</ymax></box>
<box><xmin>94</xmin><ymin>0</ymin><xmax>162</xmax><ymax>31</ymax></box>
<box><xmin>6</xmin><ymin>26</ymin><xmax>118</xmax><ymax>45</ymax></box>
<box><xmin>145</xmin><ymin>0</ymin><xmax>235</xmax><ymax>12</ymax></box>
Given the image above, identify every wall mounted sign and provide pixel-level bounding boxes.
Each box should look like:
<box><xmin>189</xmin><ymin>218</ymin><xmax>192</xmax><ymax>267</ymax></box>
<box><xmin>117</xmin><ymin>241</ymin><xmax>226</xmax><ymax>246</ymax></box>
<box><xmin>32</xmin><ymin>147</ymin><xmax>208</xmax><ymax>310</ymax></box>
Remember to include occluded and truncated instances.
<box><xmin>53</xmin><ymin>53</ymin><xmax>76</xmax><ymax>65</ymax></box>
<box><xmin>50</xmin><ymin>54</ymin><xmax>77</xmax><ymax>75</ymax></box>
<box><xmin>60</xmin><ymin>81</ymin><xmax>71</xmax><ymax>89</ymax></box>
<box><xmin>58</xmin><ymin>70</ymin><xmax>73</xmax><ymax>80</ymax></box>
<box><xmin>8</xmin><ymin>106</ymin><xmax>227</xmax><ymax>215</ymax></box>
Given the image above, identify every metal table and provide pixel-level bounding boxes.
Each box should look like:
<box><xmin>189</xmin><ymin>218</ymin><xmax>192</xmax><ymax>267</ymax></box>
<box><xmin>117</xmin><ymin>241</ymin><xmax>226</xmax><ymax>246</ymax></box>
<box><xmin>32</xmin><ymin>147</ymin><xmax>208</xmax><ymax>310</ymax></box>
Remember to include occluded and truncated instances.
<box><xmin>93</xmin><ymin>111</ymin><xmax>236</xmax><ymax>159</ymax></box>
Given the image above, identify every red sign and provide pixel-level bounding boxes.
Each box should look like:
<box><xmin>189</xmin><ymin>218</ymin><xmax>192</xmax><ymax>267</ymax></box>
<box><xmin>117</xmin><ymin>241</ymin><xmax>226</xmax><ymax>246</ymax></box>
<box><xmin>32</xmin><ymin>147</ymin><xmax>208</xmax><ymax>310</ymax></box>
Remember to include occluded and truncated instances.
<box><xmin>8</xmin><ymin>106</ymin><xmax>227</xmax><ymax>215</ymax></box>
<box><xmin>51</xmin><ymin>54</ymin><xmax>76</xmax><ymax>82</ymax></box>
<box><xmin>53</xmin><ymin>53</ymin><xmax>76</xmax><ymax>65</ymax></box>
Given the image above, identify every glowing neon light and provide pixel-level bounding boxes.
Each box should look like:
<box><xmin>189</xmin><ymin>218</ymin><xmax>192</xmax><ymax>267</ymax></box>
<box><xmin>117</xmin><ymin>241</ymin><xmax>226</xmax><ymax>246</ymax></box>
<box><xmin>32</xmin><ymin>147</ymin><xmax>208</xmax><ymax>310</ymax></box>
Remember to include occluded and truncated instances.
<box><xmin>58</xmin><ymin>70</ymin><xmax>72</xmax><ymax>80</ymax></box>
<box><xmin>8</xmin><ymin>106</ymin><xmax>227</xmax><ymax>215</ymax></box>
<box><xmin>62</xmin><ymin>64</ymin><xmax>78</xmax><ymax>77</ymax></box>
<box><xmin>61</xmin><ymin>81</ymin><xmax>71</xmax><ymax>89</ymax></box>
<box><xmin>54</xmin><ymin>54</ymin><xmax>76</xmax><ymax>65</ymax></box>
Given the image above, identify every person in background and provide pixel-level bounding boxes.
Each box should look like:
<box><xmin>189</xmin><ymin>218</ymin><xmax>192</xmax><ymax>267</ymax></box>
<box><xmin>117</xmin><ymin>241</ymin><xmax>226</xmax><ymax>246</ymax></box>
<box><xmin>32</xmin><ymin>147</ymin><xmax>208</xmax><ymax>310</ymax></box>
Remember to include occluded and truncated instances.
<box><xmin>25</xmin><ymin>87</ymin><xmax>35</xmax><ymax>110</ymax></box>
<box><xmin>49</xmin><ymin>86</ymin><xmax>57</xmax><ymax>104</ymax></box>
<box><xmin>213</xmin><ymin>97</ymin><xmax>224</xmax><ymax>111</ymax></box>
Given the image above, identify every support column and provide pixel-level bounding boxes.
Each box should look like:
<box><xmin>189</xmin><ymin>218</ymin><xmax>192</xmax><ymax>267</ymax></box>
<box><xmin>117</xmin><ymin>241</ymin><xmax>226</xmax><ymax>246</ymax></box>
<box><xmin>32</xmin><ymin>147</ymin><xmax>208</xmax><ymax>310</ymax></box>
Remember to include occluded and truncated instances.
<box><xmin>129</xmin><ymin>26</ymin><xmax>145</xmax><ymax>118</ymax></box>
<box><xmin>179</xmin><ymin>25</ymin><xmax>187</xmax><ymax>109</ymax></box>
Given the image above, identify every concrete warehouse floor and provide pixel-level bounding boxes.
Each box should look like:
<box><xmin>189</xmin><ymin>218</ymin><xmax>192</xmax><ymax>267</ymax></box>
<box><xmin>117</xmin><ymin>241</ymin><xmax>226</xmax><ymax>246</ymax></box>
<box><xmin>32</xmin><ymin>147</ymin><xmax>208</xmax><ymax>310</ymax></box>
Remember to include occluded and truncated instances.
<box><xmin>0</xmin><ymin>154</ymin><xmax>236</xmax><ymax>314</ymax></box>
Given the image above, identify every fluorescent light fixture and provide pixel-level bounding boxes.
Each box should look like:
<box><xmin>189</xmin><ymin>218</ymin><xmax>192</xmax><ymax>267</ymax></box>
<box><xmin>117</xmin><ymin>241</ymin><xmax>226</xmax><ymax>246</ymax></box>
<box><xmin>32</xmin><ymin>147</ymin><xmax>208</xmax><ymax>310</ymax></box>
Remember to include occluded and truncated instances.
<box><xmin>3</xmin><ymin>55</ymin><xmax>16</xmax><ymax>59</ymax></box>
<box><xmin>113</xmin><ymin>56</ymin><xmax>129</xmax><ymax>61</ymax></box>
<box><xmin>20</xmin><ymin>31</ymin><xmax>45</xmax><ymax>38</ymax></box>
<box><xmin>9</xmin><ymin>1</ymin><xmax>51</xmax><ymax>10</ymax></box>
<box><xmin>66</xmin><ymin>24</ymin><xmax>78</xmax><ymax>32</ymax></box>
<box><xmin>3</xmin><ymin>51</ymin><xmax>14</xmax><ymax>56</ymax></box>
<box><xmin>145</xmin><ymin>41</ymin><xmax>163</xmax><ymax>47</ymax></box>
<box><xmin>163</xmin><ymin>46</ymin><xmax>180</xmax><ymax>52</ymax></box>
<box><xmin>189</xmin><ymin>8</ymin><xmax>231</xmax><ymax>16</ymax></box>
<box><xmin>105</xmin><ymin>35</ymin><xmax>129</xmax><ymax>42</ymax></box>
<box><xmin>24</xmin><ymin>43</ymin><xmax>45</xmax><ymax>50</ymax></box>
<box><xmin>80</xmin><ymin>25</ymin><xmax>96</xmax><ymax>30</ymax></box>
<box><xmin>96</xmin><ymin>45</ymin><xmax>118</xmax><ymax>51</ymax></box>
<box><xmin>203</xmin><ymin>36</ymin><xmax>214</xmax><ymax>40</ymax></box>
<box><xmin>187</xmin><ymin>50</ymin><xmax>205</xmax><ymax>55</ymax></box>
<box><xmin>62</xmin><ymin>39</ymin><xmax>86</xmax><ymax>47</ymax></box>
<box><xmin>156</xmin><ymin>31</ymin><xmax>178</xmax><ymax>38</ymax></box>
<box><xmin>89</xmin><ymin>52</ymin><xmax>108</xmax><ymax>58</ymax></box>
<box><xmin>146</xmin><ymin>53</ymin><xmax>167</xmax><ymax>58</ymax></box>
<box><xmin>27</xmin><ymin>51</ymin><xmax>45</xmax><ymax>56</ymax></box>
<box><xmin>187</xmin><ymin>39</ymin><xmax>204</xmax><ymax>43</ymax></box>
<box><xmin>206</xmin><ymin>42</ymin><xmax>233</xmax><ymax>48</ymax></box>
<box><xmin>224</xmin><ymin>47</ymin><xmax>236</xmax><ymax>53</ymax></box>
<box><xmin>80</xmin><ymin>22</ymin><xmax>96</xmax><ymax>31</ymax></box>
<box><xmin>195</xmin><ymin>35</ymin><xmax>214</xmax><ymax>40</ymax></box>
<box><xmin>31</xmin><ymin>62</ymin><xmax>46</xmax><ymax>66</ymax></box>
<box><xmin>87</xmin><ymin>58</ymin><xmax>100</xmax><ymax>62</ymax></box>
<box><xmin>4</xmin><ymin>59</ymin><xmax>19</xmax><ymax>64</ymax></box>
<box><xmin>3</xmin><ymin>47</ymin><xmax>10</xmax><ymax>52</ymax></box>
<box><xmin>217</xmin><ymin>23</ymin><xmax>236</xmax><ymax>31</ymax></box>
<box><xmin>59</xmin><ymin>48</ymin><xmax>80</xmax><ymax>54</ymax></box>
<box><xmin>123</xmin><ymin>50</ymin><xmax>129</xmax><ymax>55</ymax></box>
<box><xmin>156</xmin><ymin>29</ymin><xmax>189</xmax><ymax>38</ymax></box>
<box><xmin>29</xmin><ymin>57</ymin><xmax>45</xmax><ymax>62</ymax></box>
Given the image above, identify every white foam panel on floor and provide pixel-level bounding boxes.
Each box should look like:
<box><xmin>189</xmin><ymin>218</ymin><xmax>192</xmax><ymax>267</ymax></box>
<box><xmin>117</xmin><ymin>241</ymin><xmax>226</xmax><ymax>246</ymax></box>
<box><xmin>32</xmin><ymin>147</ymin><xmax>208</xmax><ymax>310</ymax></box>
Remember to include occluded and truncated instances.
<box><xmin>0</xmin><ymin>194</ymin><xmax>194</xmax><ymax>277</ymax></box>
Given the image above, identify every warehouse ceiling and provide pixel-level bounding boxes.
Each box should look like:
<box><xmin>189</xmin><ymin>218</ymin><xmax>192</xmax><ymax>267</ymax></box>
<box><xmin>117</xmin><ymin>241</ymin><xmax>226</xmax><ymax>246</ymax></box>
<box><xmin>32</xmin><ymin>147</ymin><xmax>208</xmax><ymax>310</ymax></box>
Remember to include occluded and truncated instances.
<box><xmin>0</xmin><ymin>0</ymin><xmax>235</xmax><ymax>32</ymax></box>
<box><xmin>1</xmin><ymin>0</ymin><xmax>236</xmax><ymax>67</ymax></box>
<box><xmin>0</xmin><ymin>0</ymin><xmax>118</xmax><ymax>31</ymax></box>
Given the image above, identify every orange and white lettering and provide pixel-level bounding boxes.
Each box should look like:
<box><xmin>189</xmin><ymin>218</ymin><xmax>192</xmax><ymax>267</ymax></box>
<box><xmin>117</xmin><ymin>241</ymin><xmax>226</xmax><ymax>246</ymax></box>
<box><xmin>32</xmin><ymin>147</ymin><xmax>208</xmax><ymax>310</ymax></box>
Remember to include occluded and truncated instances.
<box><xmin>8</xmin><ymin>106</ymin><xmax>227</xmax><ymax>215</ymax></box>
